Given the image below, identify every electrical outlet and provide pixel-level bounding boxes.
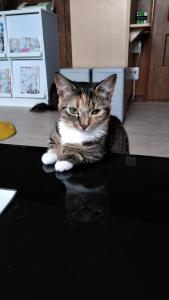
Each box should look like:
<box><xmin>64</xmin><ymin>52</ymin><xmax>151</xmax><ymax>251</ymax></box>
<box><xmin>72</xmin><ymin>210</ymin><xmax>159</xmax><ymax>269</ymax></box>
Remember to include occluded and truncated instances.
<box><xmin>126</xmin><ymin>67</ymin><xmax>139</xmax><ymax>80</ymax></box>
<box><xmin>132</xmin><ymin>67</ymin><xmax>139</xmax><ymax>80</ymax></box>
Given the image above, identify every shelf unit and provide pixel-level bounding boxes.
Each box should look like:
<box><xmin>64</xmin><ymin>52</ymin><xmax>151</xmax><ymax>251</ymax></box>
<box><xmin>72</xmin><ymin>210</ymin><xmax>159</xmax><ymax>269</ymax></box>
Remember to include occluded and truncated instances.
<box><xmin>129</xmin><ymin>23</ymin><xmax>151</xmax><ymax>42</ymax></box>
<box><xmin>129</xmin><ymin>0</ymin><xmax>155</xmax><ymax>42</ymax></box>
<box><xmin>0</xmin><ymin>8</ymin><xmax>60</xmax><ymax>107</ymax></box>
<box><xmin>130</xmin><ymin>23</ymin><xmax>151</xmax><ymax>28</ymax></box>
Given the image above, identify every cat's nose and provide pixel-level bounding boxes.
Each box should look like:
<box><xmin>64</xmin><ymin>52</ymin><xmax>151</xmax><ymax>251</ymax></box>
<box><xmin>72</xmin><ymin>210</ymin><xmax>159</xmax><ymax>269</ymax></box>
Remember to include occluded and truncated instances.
<box><xmin>81</xmin><ymin>124</ymin><xmax>88</xmax><ymax>130</ymax></box>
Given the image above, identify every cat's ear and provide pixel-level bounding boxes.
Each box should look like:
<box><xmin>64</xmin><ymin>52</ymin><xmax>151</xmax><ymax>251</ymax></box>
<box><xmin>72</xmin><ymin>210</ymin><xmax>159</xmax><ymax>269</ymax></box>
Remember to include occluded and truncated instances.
<box><xmin>95</xmin><ymin>74</ymin><xmax>117</xmax><ymax>99</ymax></box>
<box><xmin>54</xmin><ymin>73</ymin><xmax>76</xmax><ymax>97</ymax></box>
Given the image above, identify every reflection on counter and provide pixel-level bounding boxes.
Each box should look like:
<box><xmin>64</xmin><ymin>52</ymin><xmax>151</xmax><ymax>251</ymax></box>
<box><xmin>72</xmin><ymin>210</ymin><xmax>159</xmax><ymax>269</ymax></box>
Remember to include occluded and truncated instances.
<box><xmin>55</xmin><ymin>163</ymin><xmax>110</xmax><ymax>228</ymax></box>
<box><xmin>43</xmin><ymin>160</ymin><xmax>112</xmax><ymax>228</ymax></box>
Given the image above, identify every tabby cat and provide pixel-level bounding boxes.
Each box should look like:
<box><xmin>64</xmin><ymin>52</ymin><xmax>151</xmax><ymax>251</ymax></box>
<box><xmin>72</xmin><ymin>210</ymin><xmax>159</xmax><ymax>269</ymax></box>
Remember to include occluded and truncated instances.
<box><xmin>41</xmin><ymin>73</ymin><xmax>129</xmax><ymax>172</ymax></box>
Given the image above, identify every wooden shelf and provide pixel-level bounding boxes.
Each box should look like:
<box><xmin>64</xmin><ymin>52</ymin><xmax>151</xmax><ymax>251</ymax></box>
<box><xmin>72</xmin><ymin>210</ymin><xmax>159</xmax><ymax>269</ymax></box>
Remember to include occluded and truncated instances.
<box><xmin>130</xmin><ymin>23</ymin><xmax>151</xmax><ymax>28</ymax></box>
<box><xmin>129</xmin><ymin>23</ymin><xmax>151</xmax><ymax>42</ymax></box>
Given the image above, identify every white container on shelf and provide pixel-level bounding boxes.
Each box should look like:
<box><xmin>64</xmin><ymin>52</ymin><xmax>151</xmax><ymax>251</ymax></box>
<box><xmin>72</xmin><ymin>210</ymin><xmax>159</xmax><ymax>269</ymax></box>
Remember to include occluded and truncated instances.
<box><xmin>0</xmin><ymin>8</ymin><xmax>60</xmax><ymax>107</ymax></box>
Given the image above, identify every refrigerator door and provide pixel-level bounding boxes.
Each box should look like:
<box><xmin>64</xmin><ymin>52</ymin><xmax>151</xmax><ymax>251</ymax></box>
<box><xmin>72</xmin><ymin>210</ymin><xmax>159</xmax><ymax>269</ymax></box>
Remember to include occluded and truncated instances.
<box><xmin>92</xmin><ymin>68</ymin><xmax>125</xmax><ymax>122</ymax></box>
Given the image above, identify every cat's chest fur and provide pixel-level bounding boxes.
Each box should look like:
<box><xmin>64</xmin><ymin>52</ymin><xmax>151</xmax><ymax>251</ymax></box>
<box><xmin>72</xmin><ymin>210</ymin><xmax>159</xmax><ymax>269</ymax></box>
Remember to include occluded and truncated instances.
<box><xmin>58</xmin><ymin>121</ymin><xmax>105</xmax><ymax>145</ymax></box>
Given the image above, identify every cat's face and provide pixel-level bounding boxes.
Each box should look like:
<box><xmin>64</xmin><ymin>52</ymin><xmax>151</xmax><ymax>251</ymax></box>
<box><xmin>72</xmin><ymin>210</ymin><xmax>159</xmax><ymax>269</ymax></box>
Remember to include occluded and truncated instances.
<box><xmin>54</xmin><ymin>73</ymin><xmax>117</xmax><ymax>131</ymax></box>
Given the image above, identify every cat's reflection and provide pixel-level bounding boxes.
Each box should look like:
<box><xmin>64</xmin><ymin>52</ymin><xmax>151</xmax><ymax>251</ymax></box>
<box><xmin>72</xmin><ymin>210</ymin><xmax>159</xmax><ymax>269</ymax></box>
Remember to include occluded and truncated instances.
<box><xmin>43</xmin><ymin>162</ymin><xmax>110</xmax><ymax>227</ymax></box>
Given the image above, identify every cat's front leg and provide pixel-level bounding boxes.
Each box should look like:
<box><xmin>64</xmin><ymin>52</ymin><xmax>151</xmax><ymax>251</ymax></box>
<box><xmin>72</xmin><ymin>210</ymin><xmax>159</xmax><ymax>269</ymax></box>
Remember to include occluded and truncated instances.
<box><xmin>54</xmin><ymin>144</ymin><xmax>96</xmax><ymax>172</ymax></box>
<box><xmin>55</xmin><ymin>160</ymin><xmax>73</xmax><ymax>172</ymax></box>
<box><xmin>54</xmin><ymin>148</ymin><xmax>78</xmax><ymax>172</ymax></box>
<box><xmin>42</xmin><ymin>150</ymin><xmax>73</xmax><ymax>171</ymax></box>
<box><xmin>41</xmin><ymin>149</ymin><xmax>58</xmax><ymax>165</ymax></box>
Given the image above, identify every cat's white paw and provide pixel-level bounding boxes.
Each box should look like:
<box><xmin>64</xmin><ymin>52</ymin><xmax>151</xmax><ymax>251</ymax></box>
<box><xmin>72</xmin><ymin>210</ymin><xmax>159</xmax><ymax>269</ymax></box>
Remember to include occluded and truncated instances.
<box><xmin>41</xmin><ymin>152</ymin><xmax>58</xmax><ymax>165</ymax></box>
<box><xmin>55</xmin><ymin>160</ymin><xmax>73</xmax><ymax>172</ymax></box>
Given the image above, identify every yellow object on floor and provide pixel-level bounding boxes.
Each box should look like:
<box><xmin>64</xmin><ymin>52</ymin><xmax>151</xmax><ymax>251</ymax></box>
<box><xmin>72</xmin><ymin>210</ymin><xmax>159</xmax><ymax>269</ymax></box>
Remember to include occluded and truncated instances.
<box><xmin>0</xmin><ymin>121</ymin><xmax>16</xmax><ymax>141</ymax></box>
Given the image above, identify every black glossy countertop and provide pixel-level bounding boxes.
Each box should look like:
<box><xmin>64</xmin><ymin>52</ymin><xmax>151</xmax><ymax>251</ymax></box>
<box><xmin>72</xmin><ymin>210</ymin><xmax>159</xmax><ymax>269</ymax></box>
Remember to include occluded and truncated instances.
<box><xmin>0</xmin><ymin>144</ymin><xmax>169</xmax><ymax>299</ymax></box>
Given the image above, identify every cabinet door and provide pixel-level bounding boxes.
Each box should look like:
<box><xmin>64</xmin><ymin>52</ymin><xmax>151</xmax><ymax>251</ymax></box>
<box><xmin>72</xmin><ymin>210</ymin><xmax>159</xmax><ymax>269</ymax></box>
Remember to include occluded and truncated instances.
<box><xmin>6</xmin><ymin>13</ymin><xmax>43</xmax><ymax>58</ymax></box>
<box><xmin>147</xmin><ymin>0</ymin><xmax>169</xmax><ymax>100</ymax></box>
<box><xmin>12</xmin><ymin>60</ymin><xmax>46</xmax><ymax>98</ymax></box>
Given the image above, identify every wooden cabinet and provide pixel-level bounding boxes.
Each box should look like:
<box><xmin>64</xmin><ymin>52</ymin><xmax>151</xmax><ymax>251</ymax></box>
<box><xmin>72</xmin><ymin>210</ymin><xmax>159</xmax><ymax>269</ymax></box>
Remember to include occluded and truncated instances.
<box><xmin>70</xmin><ymin>0</ymin><xmax>131</xmax><ymax>68</ymax></box>
<box><xmin>129</xmin><ymin>0</ymin><xmax>169</xmax><ymax>101</ymax></box>
<box><xmin>147</xmin><ymin>0</ymin><xmax>169</xmax><ymax>100</ymax></box>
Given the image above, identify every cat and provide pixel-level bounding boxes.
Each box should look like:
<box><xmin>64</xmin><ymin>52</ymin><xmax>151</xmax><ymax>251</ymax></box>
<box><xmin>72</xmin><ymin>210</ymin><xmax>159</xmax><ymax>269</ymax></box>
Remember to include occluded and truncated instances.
<box><xmin>41</xmin><ymin>73</ymin><xmax>129</xmax><ymax>172</ymax></box>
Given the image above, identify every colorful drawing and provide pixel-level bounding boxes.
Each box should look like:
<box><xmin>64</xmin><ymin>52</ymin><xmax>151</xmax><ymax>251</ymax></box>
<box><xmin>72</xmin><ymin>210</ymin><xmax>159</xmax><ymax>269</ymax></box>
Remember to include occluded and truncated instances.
<box><xmin>0</xmin><ymin>69</ymin><xmax>11</xmax><ymax>94</ymax></box>
<box><xmin>9</xmin><ymin>37</ymin><xmax>41</xmax><ymax>53</ymax></box>
<box><xmin>20</xmin><ymin>66</ymin><xmax>40</xmax><ymax>94</ymax></box>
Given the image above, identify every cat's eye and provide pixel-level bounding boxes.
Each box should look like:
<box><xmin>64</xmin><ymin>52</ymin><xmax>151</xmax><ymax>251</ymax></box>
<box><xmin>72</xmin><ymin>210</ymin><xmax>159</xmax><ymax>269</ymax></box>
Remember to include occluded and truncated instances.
<box><xmin>91</xmin><ymin>109</ymin><xmax>101</xmax><ymax>115</ymax></box>
<box><xmin>69</xmin><ymin>107</ymin><xmax>78</xmax><ymax>114</ymax></box>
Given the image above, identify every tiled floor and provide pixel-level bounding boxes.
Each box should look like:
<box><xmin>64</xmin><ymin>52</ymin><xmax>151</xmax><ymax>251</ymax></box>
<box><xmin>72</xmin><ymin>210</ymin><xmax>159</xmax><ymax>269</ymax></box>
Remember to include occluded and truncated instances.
<box><xmin>1</xmin><ymin>101</ymin><xmax>169</xmax><ymax>157</ymax></box>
